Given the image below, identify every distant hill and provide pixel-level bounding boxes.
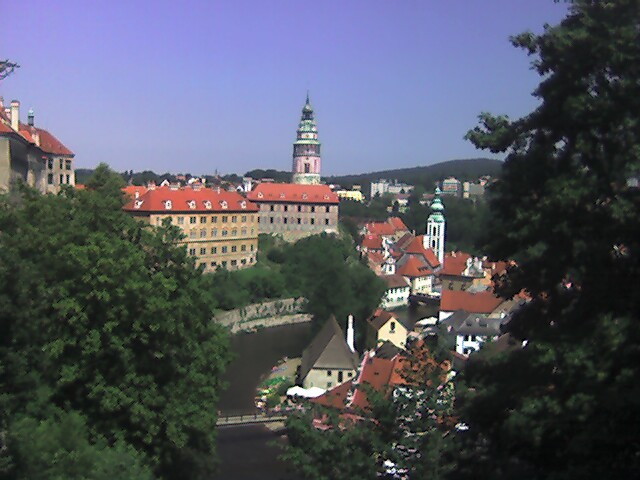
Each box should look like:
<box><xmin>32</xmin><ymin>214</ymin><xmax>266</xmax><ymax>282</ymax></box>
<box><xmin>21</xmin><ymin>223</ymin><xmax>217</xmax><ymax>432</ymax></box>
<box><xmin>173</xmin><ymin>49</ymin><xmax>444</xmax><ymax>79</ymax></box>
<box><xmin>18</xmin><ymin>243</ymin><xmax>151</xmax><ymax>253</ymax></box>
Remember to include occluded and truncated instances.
<box><xmin>324</xmin><ymin>158</ymin><xmax>503</xmax><ymax>194</ymax></box>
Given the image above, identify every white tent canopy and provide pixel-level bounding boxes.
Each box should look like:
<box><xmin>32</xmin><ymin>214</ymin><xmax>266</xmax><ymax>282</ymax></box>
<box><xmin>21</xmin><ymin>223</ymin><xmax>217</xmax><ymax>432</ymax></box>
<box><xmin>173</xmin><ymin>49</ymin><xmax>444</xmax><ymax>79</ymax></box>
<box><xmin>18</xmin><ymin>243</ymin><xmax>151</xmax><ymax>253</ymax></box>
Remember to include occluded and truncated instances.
<box><xmin>286</xmin><ymin>386</ymin><xmax>326</xmax><ymax>398</ymax></box>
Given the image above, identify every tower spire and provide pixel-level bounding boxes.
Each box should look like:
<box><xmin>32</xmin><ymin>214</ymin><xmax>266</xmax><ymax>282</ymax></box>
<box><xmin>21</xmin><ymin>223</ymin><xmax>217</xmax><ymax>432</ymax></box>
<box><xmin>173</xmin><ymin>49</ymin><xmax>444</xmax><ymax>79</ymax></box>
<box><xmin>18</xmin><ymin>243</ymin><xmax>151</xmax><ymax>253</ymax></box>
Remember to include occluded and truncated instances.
<box><xmin>424</xmin><ymin>187</ymin><xmax>446</xmax><ymax>264</ymax></box>
<box><xmin>292</xmin><ymin>94</ymin><xmax>321</xmax><ymax>185</ymax></box>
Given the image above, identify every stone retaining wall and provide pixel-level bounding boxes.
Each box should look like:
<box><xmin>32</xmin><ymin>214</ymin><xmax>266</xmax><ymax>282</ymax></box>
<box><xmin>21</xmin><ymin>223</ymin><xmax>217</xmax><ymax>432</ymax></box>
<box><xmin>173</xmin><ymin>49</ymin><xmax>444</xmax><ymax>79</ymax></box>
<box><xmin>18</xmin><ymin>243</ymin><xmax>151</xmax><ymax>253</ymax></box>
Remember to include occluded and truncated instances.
<box><xmin>214</xmin><ymin>297</ymin><xmax>309</xmax><ymax>333</ymax></box>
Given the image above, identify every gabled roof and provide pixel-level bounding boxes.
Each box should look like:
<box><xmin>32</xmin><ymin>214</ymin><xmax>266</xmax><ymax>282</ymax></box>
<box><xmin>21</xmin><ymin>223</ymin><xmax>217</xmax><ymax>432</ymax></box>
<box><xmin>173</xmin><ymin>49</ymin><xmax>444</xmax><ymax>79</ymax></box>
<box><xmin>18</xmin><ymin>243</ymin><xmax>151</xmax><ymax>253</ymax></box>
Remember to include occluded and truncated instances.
<box><xmin>368</xmin><ymin>309</ymin><xmax>398</xmax><ymax>331</ymax></box>
<box><xmin>388</xmin><ymin>217</ymin><xmax>408</xmax><ymax>231</ymax></box>
<box><xmin>366</xmin><ymin>250</ymin><xmax>386</xmax><ymax>266</ymax></box>
<box><xmin>0</xmin><ymin>117</ymin><xmax>74</xmax><ymax>155</ymax></box>
<box><xmin>440</xmin><ymin>251</ymin><xmax>472</xmax><ymax>276</ymax></box>
<box><xmin>396</xmin><ymin>255</ymin><xmax>435</xmax><ymax>277</ymax></box>
<box><xmin>299</xmin><ymin>316</ymin><xmax>359</xmax><ymax>381</ymax></box>
<box><xmin>442</xmin><ymin>311</ymin><xmax>504</xmax><ymax>336</ymax></box>
<box><xmin>311</xmin><ymin>380</ymin><xmax>352</xmax><ymax>409</ymax></box>
<box><xmin>247</xmin><ymin>182</ymin><xmax>339</xmax><ymax>204</ymax></box>
<box><xmin>34</xmin><ymin>127</ymin><xmax>74</xmax><ymax>155</ymax></box>
<box><xmin>382</xmin><ymin>274</ymin><xmax>409</xmax><ymax>289</ymax></box>
<box><xmin>122</xmin><ymin>186</ymin><xmax>258</xmax><ymax>213</ymax></box>
<box><xmin>361</xmin><ymin>234</ymin><xmax>383</xmax><ymax>250</ymax></box>
<box><xmin>403</xmin><ymin>236</ymin><xmax>441</xmax><ymax>268</ymax></box>
<box><xmin>122</xmin><ymin>185</ymin><xmax>149</xmax><ymax>198</ymax></box>
<box><xmin>375</xmin><ymin>340</ymin><xmax>404</xmax><ymax>359</ymax></box>
<box><xmin>363</xmin><ymin>217</ymin><xmax>409</xmax><ymax>236</ymax></box>
<box><xmin>440</xmin><ymin>290</ymin><xmax>504</xmax><ymax>314</ymax></box>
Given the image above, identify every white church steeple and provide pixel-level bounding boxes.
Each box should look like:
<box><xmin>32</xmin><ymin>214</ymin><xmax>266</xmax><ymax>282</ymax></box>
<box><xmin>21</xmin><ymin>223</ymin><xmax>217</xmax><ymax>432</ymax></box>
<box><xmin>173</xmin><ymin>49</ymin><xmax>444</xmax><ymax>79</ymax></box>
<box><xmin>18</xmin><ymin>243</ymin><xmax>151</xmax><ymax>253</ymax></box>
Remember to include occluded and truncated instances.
<box><xmin>424</xmin><ymin>187</ymin><xmax>446</xmax><ymax>264</ymax></box>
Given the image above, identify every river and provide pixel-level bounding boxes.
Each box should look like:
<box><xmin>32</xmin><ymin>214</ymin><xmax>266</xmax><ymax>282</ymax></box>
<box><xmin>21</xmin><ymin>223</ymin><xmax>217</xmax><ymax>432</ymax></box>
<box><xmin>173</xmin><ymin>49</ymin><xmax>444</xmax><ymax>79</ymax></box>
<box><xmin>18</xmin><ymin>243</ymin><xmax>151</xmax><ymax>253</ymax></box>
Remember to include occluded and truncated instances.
<box><xmin>213</xmin><ymin>322</ymin><xmax>312</xmax><ymax>480</ymax></box>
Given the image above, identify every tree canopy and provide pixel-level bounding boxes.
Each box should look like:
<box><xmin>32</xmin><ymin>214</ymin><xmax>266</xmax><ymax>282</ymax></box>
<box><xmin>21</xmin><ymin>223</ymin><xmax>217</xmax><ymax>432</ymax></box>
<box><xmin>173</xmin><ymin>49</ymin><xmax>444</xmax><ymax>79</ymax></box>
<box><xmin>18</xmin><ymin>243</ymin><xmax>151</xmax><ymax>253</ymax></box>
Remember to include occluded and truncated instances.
<box><xmin>460</xmin><ymin>1</ymin><xmax>640</xmax><ymax>478</ymax></box>
<box><xmin>0</xmin><ymin>165</ymin><xmax>230</xmax><ymax>479</ymax></box>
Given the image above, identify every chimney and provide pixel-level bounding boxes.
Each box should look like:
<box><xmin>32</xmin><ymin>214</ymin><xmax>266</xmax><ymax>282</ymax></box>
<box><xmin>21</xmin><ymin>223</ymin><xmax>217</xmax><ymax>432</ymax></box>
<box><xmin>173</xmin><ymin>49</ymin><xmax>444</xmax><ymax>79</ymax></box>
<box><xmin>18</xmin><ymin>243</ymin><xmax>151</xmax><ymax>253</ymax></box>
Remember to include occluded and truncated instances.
<box><xmin>346</xmin><ymin>315</ymin><xmax>355</xmax><ymax>353</ymax></box>
<box><xmin>28</xmin><ymin>108</ymin><xmax>34</xmax><ymax>126</ymax></box>
<box><xmin>10</xmin><ymin>100</ymin><xmax>19</xmax><ymax>131</ymax></box>
<box><xmin>0</xmin><ymin>97</ymin><xmax>4</xmax><ymax>109</ymax></box>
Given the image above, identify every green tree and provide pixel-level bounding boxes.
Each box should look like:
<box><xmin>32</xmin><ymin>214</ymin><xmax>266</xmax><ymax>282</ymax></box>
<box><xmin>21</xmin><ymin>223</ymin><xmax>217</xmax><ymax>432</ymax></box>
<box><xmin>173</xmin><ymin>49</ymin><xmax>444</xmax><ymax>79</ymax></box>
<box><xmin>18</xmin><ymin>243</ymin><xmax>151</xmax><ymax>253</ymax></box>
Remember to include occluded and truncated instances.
<box><xmin>0</xmin><ymin>167</ymin><xmax>230</xmax><ymax>479</ymax></box>
<box><xmin>460</xmin><ymin>1</ymin><xmax>640</xmax><ymax>478</ymax></box>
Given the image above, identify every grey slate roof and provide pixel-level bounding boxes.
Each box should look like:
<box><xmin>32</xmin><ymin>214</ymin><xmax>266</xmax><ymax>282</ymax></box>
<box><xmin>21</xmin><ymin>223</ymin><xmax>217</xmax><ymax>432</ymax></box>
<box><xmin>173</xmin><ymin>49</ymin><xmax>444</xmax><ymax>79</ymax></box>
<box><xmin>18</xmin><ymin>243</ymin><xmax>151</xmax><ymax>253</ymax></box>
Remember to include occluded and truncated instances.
<box><xmin>299</xmin><ymin>316</ymin><xmax>359</xmax><ymax>382</ymax></box>
<box><xmin>441</xmin><ymin>311</ymin><xmax>506</xmax><ymax>337</ymax></box>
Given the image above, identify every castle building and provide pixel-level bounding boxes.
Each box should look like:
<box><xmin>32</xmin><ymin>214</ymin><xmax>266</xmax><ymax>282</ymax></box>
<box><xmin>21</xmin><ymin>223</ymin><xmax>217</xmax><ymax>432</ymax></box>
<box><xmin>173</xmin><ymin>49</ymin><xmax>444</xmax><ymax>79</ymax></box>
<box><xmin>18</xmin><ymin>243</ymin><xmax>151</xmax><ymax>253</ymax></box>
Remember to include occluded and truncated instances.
<box><xmin>123</xmin><ymin>186</ymin><xmax>259</xmax><ymax>271</ymax></box>
<box><xmin>246</xmin><ymin>182</ymin><xmax>339</xmax><ymax>241</ymax></box>
<box><xmin>0</xmin><ymin>98</ymin><xmax>75</xmax><ymax>194</ymax></box>
<box><xmin>292</xmin><ymin>94</ymin><xmax>321</xmax><ymax>185</ymax></box>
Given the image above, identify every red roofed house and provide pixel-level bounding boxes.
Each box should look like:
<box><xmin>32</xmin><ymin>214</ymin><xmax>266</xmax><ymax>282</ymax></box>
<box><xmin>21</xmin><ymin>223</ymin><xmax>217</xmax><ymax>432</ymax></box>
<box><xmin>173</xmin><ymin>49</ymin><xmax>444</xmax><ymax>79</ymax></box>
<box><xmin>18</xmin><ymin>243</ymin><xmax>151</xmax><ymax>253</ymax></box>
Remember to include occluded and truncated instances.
<box><xmin>366</xmin><ymin>309</ymin><xmax>410</xmax><ymax>349</ymax></box>
<box><xmin>246</xmin><ymin>182</ymin><xmax>339</xmax><ymax>241</ymax></box>
<box><xmin>123</xmin><ymin>185</ymin><xmax>259</xmax><ymax>272</ymax></box>
<box><xmin>362</xmin><ymin>216</ymin><xmax>409</xmax><ymax>242</ymax></box>
<box><xmin>438</xmin><ymin>289</ymin><xmax>505</xmax><ymax>322</ymax></box>
<box><xmin>440</xmin><ymin>251</ymin><xmax>509</xmax><ymax>291</ymax></box>
<box><xmin>0</xmin><ymin>98</ymin><xmax>75</xmax><ymax>194</ymax></box>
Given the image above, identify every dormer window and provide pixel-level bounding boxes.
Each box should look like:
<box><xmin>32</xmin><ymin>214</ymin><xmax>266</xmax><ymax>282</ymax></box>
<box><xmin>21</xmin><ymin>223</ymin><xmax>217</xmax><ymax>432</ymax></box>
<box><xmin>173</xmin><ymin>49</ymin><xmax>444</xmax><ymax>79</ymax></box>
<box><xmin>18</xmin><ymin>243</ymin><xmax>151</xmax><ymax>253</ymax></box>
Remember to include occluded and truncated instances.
<box><xmin>257</xmin><ymin>192</ymin><xmax>264</xmax><ymax>198</ymax></box>
<box><xmin>134</xmin><ymin>200</ymin><xmax>143</xmax><ymax>209</ymax></box>
<box><xmin>240</xmin><ymin>201</ymin><xmax>247</xmax><ymax>209</ymax></box>
<box><xmin>280</xmin><ymin>193</ymin><xmax>285</xmax><ymax>199</ymax></box>
<box><xmin>188</xmin><ymin>200</ymin><xmax>196</xmax><ymax>209</ymax></box>
<box><xmin>164</xmin><ymin>200</ymin><xmax>172</xmax><ymax>210</ymax></box>
<box><xmin>220</xmin><ymin>200</ymin><xmax>228</xmax><ymax>209</ymax></box>
<box><xmin>204</xmin><ymin>200</ymin><xmax>212</xmax><ymax>209</ymax></box>
<box><xmin>302</xmin><ymin>193</ymin><xmax>308</xmax><ymax>200</ymax></box>
<box><xmin>324</xmin><ymin>194</ymin><xmax>329</xmax><ymax>200</ymax></box>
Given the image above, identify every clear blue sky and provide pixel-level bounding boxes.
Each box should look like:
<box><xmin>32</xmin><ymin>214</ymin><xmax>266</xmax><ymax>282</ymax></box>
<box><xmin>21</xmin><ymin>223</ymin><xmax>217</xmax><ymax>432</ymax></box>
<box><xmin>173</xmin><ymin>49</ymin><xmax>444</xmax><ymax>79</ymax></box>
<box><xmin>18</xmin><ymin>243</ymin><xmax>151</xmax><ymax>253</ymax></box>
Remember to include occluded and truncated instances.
<box><xmin>2</xmin><ymin>1</ymin><xmax>568</xmax><ymax>176</ymax></box>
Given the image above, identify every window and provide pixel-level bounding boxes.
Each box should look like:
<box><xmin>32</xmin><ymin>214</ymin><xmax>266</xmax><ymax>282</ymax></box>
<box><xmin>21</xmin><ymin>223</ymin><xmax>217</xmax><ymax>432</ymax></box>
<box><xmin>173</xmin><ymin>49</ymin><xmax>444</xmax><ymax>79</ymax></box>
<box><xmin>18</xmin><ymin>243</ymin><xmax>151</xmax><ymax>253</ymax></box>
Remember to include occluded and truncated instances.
<box><xmin>59</xmin><ymin>159</ymin><xmax>63</xmax><ymax>169</ymax></box>
<box><xmin>241</xmin><ymin>259</ymin><xmax>246</xmax><ymax>265</ymax></box>
<box><xmin>47</xmin><ymin>158</ymin><xmax>53</xmax><ymax>169</ymax></box>
<box><xmin>47</xmin><ymin>174</ymin><xmax>53</xmax><ymax>185</ymax></box>
<box><xmin>222</xmin><ymin>230</ymin><xmax>228</xmax><ymax>237</ymax></box>
<box><xmin>222</xmin><ymin>216</ymin><xmax>228</xmax><ymax>222</ymax></box>
<box><xmin>59</xmin><ymin>174</ymin><xmax>64</xmax><ymax>184</ymax></box>
<box><xmin>310</xmin><ymin>218</ymin><xmax>315</xmax><ymax>225</ymax></box>
<box><xmin>211</xmin><ymin>262</ymin><xmax>217</xmax><ymax>267</ymax></box>
<box><xmin>241</xmin><ymin>245</ymin><xmax>246</xmax><ymax>252</ymax></box>
<box><xmin>249</xmin><ymin>257</ymin><xmax>253</xmax><ymax>263</ymax></box>
<box><xmin>231</xmin><ymin>246</ymin><xmax>237</xmax><ymax>253</ymax></box>
<box><xmin>189</xmin><ymin>230</ymin><xmax>196</xmax><ymax>239</ymax></box>
<box><xmin>338</xmin><ymin>371</ymin><xmax>343</xmax><ymax>383</ymax></box>
<box><xmin>65</xmin><ymin>160</ymin><xmax>72</xmax><ymax>170</ymax></box>
<box><xmin>326</xmin><ymin>206</ymin><xmax>330</xmax><ymax>213</ymax></box>
<box><xmin>251</xmin><ymin>228</ymin><xmax>255</xmax><ymax>235</ymax></box>
<box><xmin>189</xmin><ymin>248</ymin><xmax>196</xmax><ymax>255</ymax></box>
<box><xmin>200</xmin><ymin>247</ymin><xmax>206</xmax><ymax>255</ymax></box>
<box><xmin>211</xmin><ymin>216</ymin><xmax>218</xmax><ymax>223</ymax></box>
<box><xmin>222</xmin><ymin>261</ymin><xmax>227</xmax><ymax>267</ymax></box>
<box><xmin>229</xmin><ymin>216</ymin><xmax>236</xmax><ymax>223</ymax></box>
<box><xmin>270</xmin><ymin>205</ymin><xmax>275</xmax><ymax>211</ymax></box>
<box><xmin>177</xmin><ymin>216</ymin><xmax>184</xmax><ymax>225</ymax></box>
<box><xmin>200</xmin><ymin>216</ymin><xmax>207</xmax><ymax>224</ymax></box>
<box><xmin>257</xmin><ymin>217</ymin><xmax>260</xmax><ymax>223</ymax></box>
<box><xmin>231</xmin><ymin>229</ymin><xmax>237</xmax><ymax>236</ymax></box>
<box><xmin>211</xmin><ymin>247</ymin><xmax>217</xmax><ymax>254</ymax></box>
<box><xmin>326</xmin><ymin>382</ymin><xmax>332</xmax><ymax>388</ymax></box>
<box><xmin>211</xmin><ymin>229</ymin><xmax>218</xmax><ymax>237</ymax></box>
<box><xmin>270</xmin><ymin>217</ymin><xmax>274</xmax><ymax>224</ymax></box>
<box><xmin>325</xmin><ymin>218</ymin><xmax>329</xmax><ymax>225</ymax></box>
<box><xmin>241</xmin><ymin>215</ymin><xmax>247</xmax><ymax>222</ymax></box>
<box><xmin>241</xmin><ymin>228</ymin><xmax>247</xmax><ymax>235</ymax></box>
<box><xmin>231</xmin><ymin>259</ymin><xmax>237</xmax><ymax>266</ymax></box>
<box><xmin>190</xmin><ymin>216</ymin><xmax>197</xmax><ymax>224</ymax></box>
<box><xmin>250</xmin><ymin>244</ymin><xmax>254</xmax><ymax>251</ymax></box>
<box><xmin>200</xmin><ymin>229</ymin><xmax>207</xmax><ymax>238</ymax></box>
<box><xmin>348</xmin><ymin>372</ymin><xmax>353</xmax><ymax>377</ymax></box>
<box><xmin>311</xmin><ymin>206</ymin><xmax>315</xmax><ymax>213</ymax></box>
<box><xmin>297</xmin><ymin>205</ymin><xmax>302</xmax><ymax>212</ymax></box>
<box><xmin>284</xmin><ymin>218</ymin><xmax>288</xmax><ymax>224</ymax></box>
<box><xmin>221</xmin><ymin>246</ymin><xmax>228</xmax><ymax>253</ymax></box>
<box><xmin>327</xmin><ymin>370</ymin><xmax>332</xmax><ymax>376</ymax></box>
<box><xmin>297</xmin><ymin>218</ymin><xmax>301</xmax><ymax>224</ymax></box>
<box><xmin>284</xmin><ymin>205</ymin><xmax>288</xmax><ymax>212</ymax></box>
<box><xmin>390</xmin><ymin>321</ymin><xmax>396</xmax><ymax>332</ymax></box>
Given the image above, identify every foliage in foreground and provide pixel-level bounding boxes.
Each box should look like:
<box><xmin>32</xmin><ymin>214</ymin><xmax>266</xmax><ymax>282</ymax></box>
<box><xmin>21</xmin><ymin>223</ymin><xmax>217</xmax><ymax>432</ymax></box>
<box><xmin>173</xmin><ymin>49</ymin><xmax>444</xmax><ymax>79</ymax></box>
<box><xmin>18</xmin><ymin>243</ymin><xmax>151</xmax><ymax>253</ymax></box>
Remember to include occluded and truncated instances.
<box><xmin>459</xmin><ymin>1</ymin><xmax>640</xmax><ymax>478</ymax></box>
<box><xmin>0</xmin><ymin>165</ymin><xmax>230</xmax><ymax>480</ymax></box>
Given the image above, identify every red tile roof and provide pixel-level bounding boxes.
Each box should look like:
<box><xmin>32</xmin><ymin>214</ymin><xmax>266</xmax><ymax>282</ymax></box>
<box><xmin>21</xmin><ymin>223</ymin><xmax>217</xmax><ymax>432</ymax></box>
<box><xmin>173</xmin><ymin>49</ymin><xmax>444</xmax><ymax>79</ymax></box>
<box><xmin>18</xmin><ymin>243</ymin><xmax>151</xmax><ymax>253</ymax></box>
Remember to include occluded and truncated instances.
<box><xmin>311</xmin><ymin>380</ymin><xmax>352</xmax><ymax>409</ymax></box>
<box><xmin>440</xmin><ymin>290</ymin><xmax>504</xmax><ymax>314</ymax></box>
<box><xmin>361</xmin><ymin>234</ymin><xmax>383</xmax><ymax>250</ymax></box>
<box><xmin>247</xmin><ymin>182</ymin><xmax>339</xmax><ymax>204</ymax></box>
<box><xmin>36</xmin><ymin>127</ymin><xmax>74</xmax><ymax>155</ymax></box>
<box><xmin>366</xmin><ymin>250</ymin><xmax>386</xmax><ymax>265</ymax></box>
<box><xmin>396</xmin><ymin>255</ymin><xmax>435</xmax><ymax>277</ymax></box>
<box><xmin>123</xmin><ymin>186</ymin><xmax>258</xmax><ymax>213</ymax></box>
<box><xmin>363</xmin><ymin>217</ymin><xmax>408</xmax><ymax>236</ymax></box>
<box><xmin>122</xmin><ymin>185</ymin><xmax>149</xmax><ymax>198</ymax></box>
<box><xmin>440</xmin><ymin>251</ymin><xmax>472</xmax><ymax>276</ymax></box>
<box><xmin>403</xmin><ymin>236</ymin><xmax>441</xmax><ymax>268</ymax></box>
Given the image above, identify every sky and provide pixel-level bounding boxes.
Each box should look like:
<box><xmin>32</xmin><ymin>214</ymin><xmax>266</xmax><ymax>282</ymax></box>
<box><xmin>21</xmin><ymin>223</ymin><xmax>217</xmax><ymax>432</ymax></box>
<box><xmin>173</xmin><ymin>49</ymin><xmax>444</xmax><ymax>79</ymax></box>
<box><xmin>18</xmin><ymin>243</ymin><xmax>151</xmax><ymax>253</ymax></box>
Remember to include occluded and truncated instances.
<box><xmin>2</xmin><ymin>1</ymin><xmax>568</xmax><ymax>176</ymax></box>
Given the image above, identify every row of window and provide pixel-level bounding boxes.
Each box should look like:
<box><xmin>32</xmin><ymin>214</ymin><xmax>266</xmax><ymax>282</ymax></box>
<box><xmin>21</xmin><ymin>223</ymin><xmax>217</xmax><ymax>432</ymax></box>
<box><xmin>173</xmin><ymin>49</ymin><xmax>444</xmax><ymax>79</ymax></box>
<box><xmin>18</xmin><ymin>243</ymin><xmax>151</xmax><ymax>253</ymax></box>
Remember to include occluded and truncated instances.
<box><xmin>47</xmin><ymin>158</ymin><xmax>72</xmax><ymax>171</ymax></box>
<box><xmin>199</xmin><ymin>257</ymin><xmax>254</xmax><ymax>269</ymax></box>
<box><xmin>189</xmin><ymin>243</ymin><xmax>255</xmax><ymax>255</ymax></box>
<box><xmin>263</xmin><ymin>216</ymin><xmax>332</xmax><ymax>226</ymax></box>
<box><xmin>48</xmin><ymin>173</ymin><xmax>71</xmax><ymax>185</ymax></box>
<box><xmin>188</xmin><ymin>227</ymin><xmax>255</xmax><ymax>238</ymax></box>
<box><xmin>165</xmin><ymin>215</ymin><xmax>254</xmax><ymax>225</ymax></box>
<box><xmin>269</xmin><ymin>204</ymin><xmax>333</xmax><ymax>213</ymax></box>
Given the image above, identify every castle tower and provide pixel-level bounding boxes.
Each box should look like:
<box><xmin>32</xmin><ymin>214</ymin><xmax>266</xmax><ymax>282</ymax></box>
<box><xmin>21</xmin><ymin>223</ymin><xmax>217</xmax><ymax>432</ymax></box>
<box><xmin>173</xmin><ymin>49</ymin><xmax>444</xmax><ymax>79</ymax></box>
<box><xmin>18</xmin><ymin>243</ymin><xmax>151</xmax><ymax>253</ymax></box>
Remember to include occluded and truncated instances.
<box><xmin>292</xmin><ymin>93</ymin><xmax>321</xmax><ymax>185</ymax></box>
<box><xmin>424</xmin><ymin>187</ymin><xmax>446</xmax><ymax>264</ymax></box>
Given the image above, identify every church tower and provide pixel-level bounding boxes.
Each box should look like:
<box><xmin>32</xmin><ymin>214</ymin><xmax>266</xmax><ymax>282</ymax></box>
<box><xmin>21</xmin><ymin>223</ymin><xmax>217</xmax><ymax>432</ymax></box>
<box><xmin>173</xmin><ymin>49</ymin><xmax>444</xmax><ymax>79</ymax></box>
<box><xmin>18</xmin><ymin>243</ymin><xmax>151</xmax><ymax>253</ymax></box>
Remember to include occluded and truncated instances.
<box><xmin>424</xmin><ymin>187</ymin><xmax>446</xmax><ymax>264</ymax></box>
<box><xmin>292</xmin><ymin>94</ymin><xmax>321</xmax><ymax>185</ymax></box>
